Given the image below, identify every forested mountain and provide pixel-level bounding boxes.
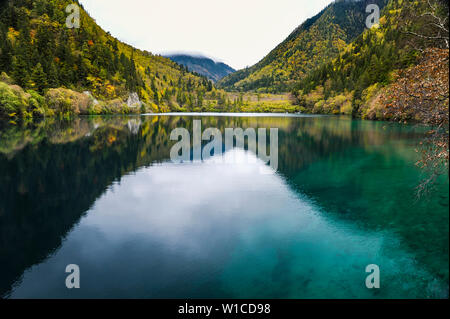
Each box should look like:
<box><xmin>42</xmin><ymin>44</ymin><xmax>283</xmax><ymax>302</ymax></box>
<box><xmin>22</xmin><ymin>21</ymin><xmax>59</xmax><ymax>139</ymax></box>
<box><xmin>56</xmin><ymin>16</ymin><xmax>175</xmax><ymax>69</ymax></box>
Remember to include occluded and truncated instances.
<box><xmin>166</xmin><ymin>54</ymin><xmax>235</xmax><ymax>82</ymax></box>
<box><xmin>291</xmin><ymin>0</ymin><xmax>448</xmax><ymax>118</ymax></box>
<box><xmin>218</xmin><ymin>0</ymin><xmax>388</xmax><ymax>93</ymax></box>
<box><xmin>0</xmin><ymin>0</ymin><xmax>214</xmax><ymax>117</ymax></box>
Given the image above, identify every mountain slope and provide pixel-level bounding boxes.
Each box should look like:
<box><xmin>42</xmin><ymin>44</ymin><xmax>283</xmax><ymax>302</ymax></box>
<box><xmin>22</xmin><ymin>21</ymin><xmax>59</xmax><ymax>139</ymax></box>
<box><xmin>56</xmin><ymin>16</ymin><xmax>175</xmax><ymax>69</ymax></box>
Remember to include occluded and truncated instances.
<box><xmin>0</xmin><ymin>0</ymin><xmax>213</xmax><ymax>117</ymax></box>
<box><xmin>218</xmin><ymin>0</ymin><xmax>388</xmax><ymax>93</ymax></box>
<box><xmin>291</xmin><ymin>0</ymin><xmax>449</xmax><ymax>118</ymax></box>
<box><xmin>166</xmin><ymin>54</ymin><xmax>235</xmax><ymax>82</ymax></box>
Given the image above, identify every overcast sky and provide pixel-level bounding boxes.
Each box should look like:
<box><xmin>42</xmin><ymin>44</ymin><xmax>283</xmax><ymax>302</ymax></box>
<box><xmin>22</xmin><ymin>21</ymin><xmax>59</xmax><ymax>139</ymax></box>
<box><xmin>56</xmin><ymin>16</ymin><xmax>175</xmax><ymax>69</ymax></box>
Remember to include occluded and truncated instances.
<box><xmin>79</xmin><ymin>0</ymin><xmax>333</xmax><ymax>70</ymax></box>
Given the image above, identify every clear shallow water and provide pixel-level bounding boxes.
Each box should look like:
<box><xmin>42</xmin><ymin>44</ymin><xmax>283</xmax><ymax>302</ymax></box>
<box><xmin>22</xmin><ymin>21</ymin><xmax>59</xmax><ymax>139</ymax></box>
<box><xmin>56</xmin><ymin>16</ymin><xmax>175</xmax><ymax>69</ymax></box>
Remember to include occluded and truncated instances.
<box><xmin>0</xmin><ymin>115</ymin><xmax>448</xmax><ymax>299</ymax></box>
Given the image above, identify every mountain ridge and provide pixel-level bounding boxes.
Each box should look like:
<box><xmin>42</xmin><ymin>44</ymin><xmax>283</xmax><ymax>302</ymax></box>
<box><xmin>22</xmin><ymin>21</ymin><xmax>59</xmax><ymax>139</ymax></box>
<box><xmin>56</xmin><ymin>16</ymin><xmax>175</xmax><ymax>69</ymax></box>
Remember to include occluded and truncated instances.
<box><xmin>290</xmin><ymin>0</ymin><xmax>449</xmax><ymax>120</ymax></box>
<box><xmin>218</xmin><ymin>0</ymin><xmax>388</xmax><ymax>93</ymax></box>
<box><xmin>166</xmin><ymin>54</ymin><xmax>235</xmax><ymax>82</ymax></box>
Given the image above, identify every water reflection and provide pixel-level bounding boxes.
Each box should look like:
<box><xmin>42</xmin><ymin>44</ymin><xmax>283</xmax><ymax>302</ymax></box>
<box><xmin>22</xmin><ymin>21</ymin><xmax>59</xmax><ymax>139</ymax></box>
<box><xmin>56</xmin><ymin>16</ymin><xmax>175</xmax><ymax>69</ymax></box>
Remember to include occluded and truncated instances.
<box><xmin>0</xmin><ymin>115</ymin><xmax>448</xmax><ymax>298</ymax></box>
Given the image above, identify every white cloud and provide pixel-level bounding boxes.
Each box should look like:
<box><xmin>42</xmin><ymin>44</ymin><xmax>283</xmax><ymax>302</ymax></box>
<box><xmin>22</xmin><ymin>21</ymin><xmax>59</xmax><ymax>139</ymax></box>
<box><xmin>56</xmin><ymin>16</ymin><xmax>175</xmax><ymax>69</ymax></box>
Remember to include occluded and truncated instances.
<box><xmin>79</xmin><ymin>0</ymin><xmax>333</xmax><ymax>70</ymax></box>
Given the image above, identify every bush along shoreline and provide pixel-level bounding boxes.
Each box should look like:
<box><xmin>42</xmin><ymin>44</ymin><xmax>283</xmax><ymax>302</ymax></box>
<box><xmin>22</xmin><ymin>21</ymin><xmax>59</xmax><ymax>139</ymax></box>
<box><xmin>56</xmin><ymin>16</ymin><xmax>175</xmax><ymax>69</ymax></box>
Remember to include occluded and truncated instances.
<box><xmin>0</xmin><ymin>72</ymin><xmax>152</xmax><ymax>121</ymax></box>
<box><xmin>0</xmin><ymin>72</ymin><xmax>303</xmax><ymax>120</ymax></box>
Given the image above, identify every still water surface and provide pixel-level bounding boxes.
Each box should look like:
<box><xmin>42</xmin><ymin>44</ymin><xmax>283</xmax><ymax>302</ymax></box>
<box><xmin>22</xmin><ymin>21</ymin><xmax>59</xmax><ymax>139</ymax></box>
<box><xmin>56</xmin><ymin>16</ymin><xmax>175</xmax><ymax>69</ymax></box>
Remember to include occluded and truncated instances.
<box><xmin>0</xmin><ymin>114</ymin><xmax>448</xmax><ymax>298</ymax></box>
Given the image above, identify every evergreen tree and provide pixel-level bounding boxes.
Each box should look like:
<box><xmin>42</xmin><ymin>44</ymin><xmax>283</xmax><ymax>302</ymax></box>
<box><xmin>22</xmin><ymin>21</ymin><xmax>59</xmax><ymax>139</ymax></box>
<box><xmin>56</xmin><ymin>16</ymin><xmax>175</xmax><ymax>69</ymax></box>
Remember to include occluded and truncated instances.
<box><xmin>31</xmin><ymin>63</ymin><xmax>48</xmax><ymax>93</ymax></box>
<box><xmin>48</xmin><ymin>62</ymin><xmax>59</xmax><ymax>88</ymax></box>
<box><xmin>12</xmin><ymin>55</ymin><xmax>30</xmax><ymax>88</ymax></box>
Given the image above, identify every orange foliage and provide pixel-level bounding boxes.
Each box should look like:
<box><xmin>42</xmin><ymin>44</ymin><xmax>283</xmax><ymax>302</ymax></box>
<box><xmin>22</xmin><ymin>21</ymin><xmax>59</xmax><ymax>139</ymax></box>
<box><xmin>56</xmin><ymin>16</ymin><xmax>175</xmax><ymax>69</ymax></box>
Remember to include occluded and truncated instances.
<box><xmin>381</xmin><ymin>48</ymin><xmax>449</xmax><ymax>189</ymax></box>
<box><xmin>382</xmin><ymin>48</ymin><xmax>449</xmax><ymax>127</ymax></box>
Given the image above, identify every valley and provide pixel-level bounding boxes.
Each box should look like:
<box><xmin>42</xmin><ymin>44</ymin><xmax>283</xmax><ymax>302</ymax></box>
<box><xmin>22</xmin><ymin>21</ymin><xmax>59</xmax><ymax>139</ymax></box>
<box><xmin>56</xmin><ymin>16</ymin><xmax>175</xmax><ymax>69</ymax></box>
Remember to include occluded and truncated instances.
<box><xmin>0</xmin><ymin>0</ymin><xmax>448</xmax><ymax>127</ymax></box>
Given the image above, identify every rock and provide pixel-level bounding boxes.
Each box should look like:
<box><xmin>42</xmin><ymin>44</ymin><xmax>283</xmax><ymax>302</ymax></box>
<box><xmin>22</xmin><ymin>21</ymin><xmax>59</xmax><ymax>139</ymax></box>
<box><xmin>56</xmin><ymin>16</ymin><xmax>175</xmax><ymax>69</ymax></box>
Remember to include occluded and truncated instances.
<box><xmin>127</xmin><ymin>92</ymin><xmax>142</xmax><ymax>108</ymax></box>
<box><xmin>83</xmin><ymin>91</ymin><xmax>99</xmax><ymax>105</ymax></box>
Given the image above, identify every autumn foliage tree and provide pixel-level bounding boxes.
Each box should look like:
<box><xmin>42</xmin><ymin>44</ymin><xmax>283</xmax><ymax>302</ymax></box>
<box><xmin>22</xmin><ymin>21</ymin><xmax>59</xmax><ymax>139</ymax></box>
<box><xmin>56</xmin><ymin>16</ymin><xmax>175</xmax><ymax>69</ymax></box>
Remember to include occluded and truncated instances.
<box><xmin>382</xmin><ymin>48</ymin><xmax>449</xmax><ymax>192</ymax></box>
<box><xmin>379</xmin><ymin>0</ymin><xmax>449</xmax><ymax>192</ymax></box>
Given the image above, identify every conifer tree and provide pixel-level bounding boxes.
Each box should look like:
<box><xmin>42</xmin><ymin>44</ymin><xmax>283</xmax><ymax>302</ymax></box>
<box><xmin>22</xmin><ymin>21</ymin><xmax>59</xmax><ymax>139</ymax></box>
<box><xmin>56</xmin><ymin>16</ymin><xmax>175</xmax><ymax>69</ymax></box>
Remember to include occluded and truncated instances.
<box><xmin>31</xmin><ymin>63</ymin><xmax>48</xmax><ymax>93</ymax></box>
<box><xmin>48</xmin><ymin>62</ymin><xmax>59</xmax><ymax>88</ymax></box>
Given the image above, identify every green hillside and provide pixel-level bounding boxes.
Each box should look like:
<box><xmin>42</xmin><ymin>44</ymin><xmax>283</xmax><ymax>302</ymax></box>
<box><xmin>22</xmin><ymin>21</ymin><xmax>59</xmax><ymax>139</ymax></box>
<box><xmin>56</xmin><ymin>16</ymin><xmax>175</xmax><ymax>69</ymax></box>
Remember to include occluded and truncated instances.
<box><xmin>0</xmin><ymin>0</ymin><xmax>214</xmax><ymax>118</ymax></box>
<box><xmin>218</xmin><ymin>0</ymin><xmax>388</xmax><ymax>93</ymax></box>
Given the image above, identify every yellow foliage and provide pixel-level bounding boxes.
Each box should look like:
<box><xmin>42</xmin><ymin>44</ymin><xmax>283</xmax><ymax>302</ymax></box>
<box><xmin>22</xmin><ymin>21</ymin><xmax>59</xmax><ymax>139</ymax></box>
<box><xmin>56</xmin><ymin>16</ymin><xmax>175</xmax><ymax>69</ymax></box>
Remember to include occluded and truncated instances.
<box><xmin>105</xmin><ymin>84</ymin><xmax>115</xmax><ymax>96</ymax></box>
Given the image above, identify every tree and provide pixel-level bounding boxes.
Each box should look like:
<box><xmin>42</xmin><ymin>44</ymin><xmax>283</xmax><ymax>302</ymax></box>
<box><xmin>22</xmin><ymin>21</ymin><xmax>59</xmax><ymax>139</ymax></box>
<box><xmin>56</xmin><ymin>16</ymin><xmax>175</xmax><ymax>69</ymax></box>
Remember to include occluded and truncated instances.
<box><xmin>11</xmin><ymin>21</ymin><xmax>32</xmax><ymax>87</ymax></box>
<box><xmin>31</xmin><ymin>63</ymin><xmax>48</xmax><ymax>93</ymax></box>
<box><xmin>48</xmin><ymin>62</ymin><xmax>59</xmax><ymax>88</ymax></box>
<box><xmin>381</xmin><ymin>48</ymin><xmax>449</xmax><ymax>193</ymax></box>
<box><xmin>402</xmin><ymin>0</ymin><xmax>449</xmax><ymax>49</ymax></box>
<box><xmin>12</xmin><ymin>55</ymin><xmax>30</xmax><ymax>88</ymax></box>
<box><xmin>0</xmin><ymin>25</ymin><xmax>13</xmax><ymax>72</ymax></box>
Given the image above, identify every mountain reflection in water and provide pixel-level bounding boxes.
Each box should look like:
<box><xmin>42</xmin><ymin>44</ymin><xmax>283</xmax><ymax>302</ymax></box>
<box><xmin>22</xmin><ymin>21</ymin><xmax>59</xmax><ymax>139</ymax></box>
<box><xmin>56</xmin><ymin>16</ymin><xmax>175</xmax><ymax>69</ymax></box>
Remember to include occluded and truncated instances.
<box><xmin>0</xmin><ymin>115</ymin><xmax>448</xmax><ymax>298</ymax></box>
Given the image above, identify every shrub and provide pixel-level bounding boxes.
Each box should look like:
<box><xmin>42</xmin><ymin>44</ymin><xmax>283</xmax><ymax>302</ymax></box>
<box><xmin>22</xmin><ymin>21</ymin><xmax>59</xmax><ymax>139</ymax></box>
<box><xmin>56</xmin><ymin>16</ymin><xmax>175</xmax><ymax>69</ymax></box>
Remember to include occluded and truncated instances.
<box><xmin>27</xmin><ymin>90</ymin><xmax>48</xmax><ymax>117</ymax></box>
<box><xmin>0</xmin><ymin>72</ymin><xmax>14</xmax><ymax>85</ymax></box>
<box><xmin>0</xmin><ymin>82</ymin><xmax>22</xmax><ymax>116</ymax></box>
<box><xmin>45</xmin><ymin>88</ymin><xmax>92</xmax><ymax>115</ymax></box>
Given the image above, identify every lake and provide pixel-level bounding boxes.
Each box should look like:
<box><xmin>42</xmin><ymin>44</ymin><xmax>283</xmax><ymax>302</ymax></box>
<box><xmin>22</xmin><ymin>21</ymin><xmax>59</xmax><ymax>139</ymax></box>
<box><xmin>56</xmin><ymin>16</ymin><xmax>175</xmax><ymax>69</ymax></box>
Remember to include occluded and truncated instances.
<box><xmin>0</xmin><ymin>114</ymin><xmax>448</xmax><ymax>299</ymax></box>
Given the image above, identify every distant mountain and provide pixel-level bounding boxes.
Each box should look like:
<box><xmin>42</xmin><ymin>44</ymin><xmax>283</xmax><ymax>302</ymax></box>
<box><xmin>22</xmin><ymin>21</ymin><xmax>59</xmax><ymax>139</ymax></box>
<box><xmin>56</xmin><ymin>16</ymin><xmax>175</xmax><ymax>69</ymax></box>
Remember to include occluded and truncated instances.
<box><xmin>166</xmin><ymin>54</ymin><xmax>235</xmax><ymax>82</ymax></box>
<box><xmin>218</xmin><ymin>0</ymin><xmax>388</xmax><ymax>93</ymax></box>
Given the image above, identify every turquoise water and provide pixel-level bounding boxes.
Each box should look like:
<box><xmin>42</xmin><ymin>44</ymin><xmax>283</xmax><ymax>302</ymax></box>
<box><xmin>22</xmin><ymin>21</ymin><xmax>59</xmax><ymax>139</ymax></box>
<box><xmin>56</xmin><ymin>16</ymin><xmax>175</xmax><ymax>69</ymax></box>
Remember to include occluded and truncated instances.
<box><xmin>0</xmin><ymin>115</ymin><xmax>448</xmax><ymax>298</ymax></box>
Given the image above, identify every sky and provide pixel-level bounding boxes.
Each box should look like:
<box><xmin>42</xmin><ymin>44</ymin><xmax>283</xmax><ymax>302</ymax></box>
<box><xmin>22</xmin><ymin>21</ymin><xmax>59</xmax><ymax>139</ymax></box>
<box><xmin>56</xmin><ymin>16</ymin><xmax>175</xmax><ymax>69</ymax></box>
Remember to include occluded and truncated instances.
<box><xmin>79</xmin><ymin>0</ymin><xmax>333</xmax><ymax>70</ymax></box>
